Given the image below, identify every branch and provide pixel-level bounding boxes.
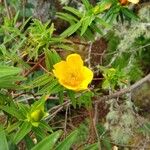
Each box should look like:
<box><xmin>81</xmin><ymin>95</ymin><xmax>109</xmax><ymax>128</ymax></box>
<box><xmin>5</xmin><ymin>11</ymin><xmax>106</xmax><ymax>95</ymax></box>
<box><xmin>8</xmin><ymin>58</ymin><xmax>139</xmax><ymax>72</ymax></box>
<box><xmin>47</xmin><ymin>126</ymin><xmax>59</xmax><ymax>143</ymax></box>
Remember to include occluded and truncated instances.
<box><xmin>4</xmin><ymin>0</ymin><xmax>11</xmax><ymax>19</ymax></box>
<box><xmin>24</xmin><ymin>56</ymin><xmax>45</xmax><ymax>77</ymax></box>
<box><xmin>94</xmin><ymin>73</ymin><xmax>150</xmax><ymax>104</ymax></box>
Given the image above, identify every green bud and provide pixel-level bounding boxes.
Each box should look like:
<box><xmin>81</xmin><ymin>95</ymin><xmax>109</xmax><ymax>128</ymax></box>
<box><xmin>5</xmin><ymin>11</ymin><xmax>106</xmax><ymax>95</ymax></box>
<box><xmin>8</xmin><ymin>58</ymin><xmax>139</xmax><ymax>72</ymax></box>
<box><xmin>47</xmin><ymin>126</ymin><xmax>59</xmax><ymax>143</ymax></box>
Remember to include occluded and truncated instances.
<box><xmin>30</xmin><ymin>109</ymin><xmax>45</xmax><ymax>122</ymax></box>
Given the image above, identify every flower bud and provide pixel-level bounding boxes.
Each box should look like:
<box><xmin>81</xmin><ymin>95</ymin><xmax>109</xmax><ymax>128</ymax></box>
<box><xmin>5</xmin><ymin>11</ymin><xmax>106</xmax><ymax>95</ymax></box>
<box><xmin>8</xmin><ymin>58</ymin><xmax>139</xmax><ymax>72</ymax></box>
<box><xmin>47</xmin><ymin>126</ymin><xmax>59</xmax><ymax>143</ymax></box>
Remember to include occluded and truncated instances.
<box><xmin>30</xmin><ymin>109</ymin><xmax>45</xmax><ymax>122</ymax></box>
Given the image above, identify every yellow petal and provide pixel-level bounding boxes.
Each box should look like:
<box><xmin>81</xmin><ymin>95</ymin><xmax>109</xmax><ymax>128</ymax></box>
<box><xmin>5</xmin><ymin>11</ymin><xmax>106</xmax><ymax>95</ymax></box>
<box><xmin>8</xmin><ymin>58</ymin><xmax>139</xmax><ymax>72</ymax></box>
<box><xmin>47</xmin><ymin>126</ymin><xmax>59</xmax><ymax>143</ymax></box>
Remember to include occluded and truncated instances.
<box><xmin>80</xmin><ymin>66</ymin><xmax>94</xmax><ymax>89</ymax></box>
<box><xmin>53</xmin><ymin>61</ymin><xmax>67</xmax><ymax>79</ymax></box>
<box><xmin>128</xmin><ymin>0</ymin><xmax>139</xmax><ymax>4</ymax></box>
<box><xmin>59</xmin><ymin>80</ymin><xmax>80</xmax><ymax>91</ymax></box>
<box><xmin>66</xmin><ymin>54</ymin><xmax>83</xmax><ymax>68</ymax></box>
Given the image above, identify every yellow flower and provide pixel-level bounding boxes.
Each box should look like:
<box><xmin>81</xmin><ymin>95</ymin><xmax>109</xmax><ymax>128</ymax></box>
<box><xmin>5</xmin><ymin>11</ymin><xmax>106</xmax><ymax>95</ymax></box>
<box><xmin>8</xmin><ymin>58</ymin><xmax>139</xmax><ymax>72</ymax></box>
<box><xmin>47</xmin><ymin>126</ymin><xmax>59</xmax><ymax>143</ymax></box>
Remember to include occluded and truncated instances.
<box><xmin>53</xmin><ymin>54</ymin><xmax>93</xmax><ymax>91</ymax></box>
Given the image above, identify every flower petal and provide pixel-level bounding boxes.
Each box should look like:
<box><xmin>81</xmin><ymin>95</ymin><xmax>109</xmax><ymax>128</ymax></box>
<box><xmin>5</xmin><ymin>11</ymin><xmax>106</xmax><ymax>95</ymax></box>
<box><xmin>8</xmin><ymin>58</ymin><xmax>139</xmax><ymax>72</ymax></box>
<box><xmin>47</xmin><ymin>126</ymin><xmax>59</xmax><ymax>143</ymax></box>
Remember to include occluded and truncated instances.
<box><xmin>53</xmin><ymin>61</ymin><xmax>67</xmax><ymax>79</ymax></box>
<box><xmin>59</xmin><ymin>80</ymin><xmax>80</xmax><ymax>91</ymax></box>
<box><xmin>80</xmin><ymin>66</ymin><xmax>93</xmax><ymax>89</ymax></box>
<box><xmin>66</xmin><ymin>53</ymin><xmax>83</xmax><ymax>68</ymax></box>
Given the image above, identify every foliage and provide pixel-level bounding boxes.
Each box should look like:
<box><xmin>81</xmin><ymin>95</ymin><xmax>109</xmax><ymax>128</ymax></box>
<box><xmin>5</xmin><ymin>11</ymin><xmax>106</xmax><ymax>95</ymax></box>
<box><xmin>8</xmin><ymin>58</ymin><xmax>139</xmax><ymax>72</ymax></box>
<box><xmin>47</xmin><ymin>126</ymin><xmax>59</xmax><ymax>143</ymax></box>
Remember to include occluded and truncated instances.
<box><xmin>57</xmin><ymin>0</ymin><xmax>139</xmax><ymax>40</ymax></box>
<box><xmin>0</xmin><ymin>0</ymin><xmax>150</xmax><ymax>149</ymax></box>
<box><xmin>57</xmin><ymin>0</ymin><xmax>111</xmax><ymax>40</ymax></box>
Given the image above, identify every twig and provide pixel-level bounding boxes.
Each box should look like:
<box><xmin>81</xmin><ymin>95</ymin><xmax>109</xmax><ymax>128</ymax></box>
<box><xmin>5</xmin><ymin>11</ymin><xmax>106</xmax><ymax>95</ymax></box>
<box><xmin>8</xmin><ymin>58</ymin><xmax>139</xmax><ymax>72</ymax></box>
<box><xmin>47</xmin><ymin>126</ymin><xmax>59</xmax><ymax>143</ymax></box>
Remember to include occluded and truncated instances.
<box><xmin>94</xmin><ymin>73</ymin><xmax>150</xmax><ymax>104</ymax></box>
<box><xmin>4</xmin><ymin>0</ymin><xmax>11</xmax><ymax>19</ymax></box>
<box><xmin>24</xmin><ymin>56</ymin><xmax>45</xmax><ymax>77</ymax></box>
<box><xmin>39</xmin><ymin>64</ymin><xmax>50</xmax><ymax>74</ymax></box>
<box><xmin>13</xmin><ymin>92</ymin><xmax>37</xmax><ymax>99</ymax></box>
<box><xmin>86</xmin><ymin>42</ymin><xmax>93</xmax><ymax>68</ymax></box>
<box><xmin>93</xmin><ymin>104</ymin><xmax>101</xmax><ymax>150</ymax></box>
<box><xmin>64</xmin><ymin>105</ymin><xmax>69</xmax><ymax>137</ymax></box>
<box><xmin>46</xmin><ymin>101</ymin><xmax>71</xmax><ymax>121</ymax></box>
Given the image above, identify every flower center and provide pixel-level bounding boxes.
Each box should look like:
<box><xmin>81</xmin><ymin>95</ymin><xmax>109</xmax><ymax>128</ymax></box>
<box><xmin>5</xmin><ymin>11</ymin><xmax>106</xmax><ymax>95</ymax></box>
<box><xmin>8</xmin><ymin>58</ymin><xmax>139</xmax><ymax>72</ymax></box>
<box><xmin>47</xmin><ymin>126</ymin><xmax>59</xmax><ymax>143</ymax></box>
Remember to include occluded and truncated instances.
<box><xmin>64</xmin><ymin>72</ymin><xmax>83</xmax><ymax>87</ymax></box>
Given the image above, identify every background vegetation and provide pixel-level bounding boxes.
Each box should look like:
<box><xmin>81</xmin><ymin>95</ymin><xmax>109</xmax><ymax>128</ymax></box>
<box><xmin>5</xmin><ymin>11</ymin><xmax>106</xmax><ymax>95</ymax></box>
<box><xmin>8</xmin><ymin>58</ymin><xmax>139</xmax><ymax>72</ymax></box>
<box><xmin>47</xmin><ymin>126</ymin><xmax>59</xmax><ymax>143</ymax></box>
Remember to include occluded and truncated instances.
<box><xmin>0</xmin><ymin>0</ymin><xmax>150</xmax><ymax>149</ymax></box>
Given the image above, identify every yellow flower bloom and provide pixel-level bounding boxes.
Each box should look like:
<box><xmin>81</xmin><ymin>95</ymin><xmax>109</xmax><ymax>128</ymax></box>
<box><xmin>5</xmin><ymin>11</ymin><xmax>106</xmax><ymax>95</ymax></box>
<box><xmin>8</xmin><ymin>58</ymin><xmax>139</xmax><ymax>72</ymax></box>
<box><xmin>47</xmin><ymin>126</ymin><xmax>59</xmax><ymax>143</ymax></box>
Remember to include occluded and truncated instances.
<box><xmin>53</xmin><ymin>54</ymin><xmax>93</xmax><ymax>91</ymax></box>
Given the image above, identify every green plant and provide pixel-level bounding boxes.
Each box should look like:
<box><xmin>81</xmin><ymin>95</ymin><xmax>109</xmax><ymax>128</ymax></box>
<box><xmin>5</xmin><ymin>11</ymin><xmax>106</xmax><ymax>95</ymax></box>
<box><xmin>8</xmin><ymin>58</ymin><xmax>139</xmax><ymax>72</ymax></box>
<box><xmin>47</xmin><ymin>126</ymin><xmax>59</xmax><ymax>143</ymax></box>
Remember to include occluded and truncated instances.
<box><xmin>26</xmin><ymin>19</ymin><xmax>73</xmax><ymax>59</ymax></box>
<box><xmin>0</xmin><ymin>1</ymin><xmax>150</xmax><ymax>149</ymax></box>
<box><xmin>57</xmin><ymin>0</ymin><xmax>111</xmax><ymax>40</ymax></box>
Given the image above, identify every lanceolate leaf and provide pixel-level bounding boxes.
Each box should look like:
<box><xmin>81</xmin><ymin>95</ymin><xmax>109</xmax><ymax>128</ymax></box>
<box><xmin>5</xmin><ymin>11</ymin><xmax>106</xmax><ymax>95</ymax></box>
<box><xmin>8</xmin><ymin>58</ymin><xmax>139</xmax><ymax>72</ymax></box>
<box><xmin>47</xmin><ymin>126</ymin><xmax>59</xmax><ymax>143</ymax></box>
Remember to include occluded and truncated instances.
<box><xmin>27</xmin><ymin>74</ymin><xmax>53</xmax><ymax>88</ymax></box>
<box><xmin>13</xmin><ymin>121</ymin><xmax>32</xmax><ymax>144</ymax></box>
<box><xmin>55</xmin><ymin>129</ymin><xmax>79</xmax><ymax>150</ymax></box>
<box><xmin>60</xmin><ymin>22</ymin><xmax>81</xmax><ymax>38</ymax></box>
<box><xmin>84</xmin><ymin>143</ymin><xmax>98</xmax><ymax>150</ymax></box>
<box><xmin>45</xmin><ymin>49</ymin><xmax>61</xmax><ymax>71</ymax></box>
<box><xmin>0</xmin><ymin>125</ymin><xmax>9</xmax><ymax>150</ymax></box>
<box><xmin>81</xmin><ymin>0</ymin><xmax>92</xmax><ymax>10</ymax></box>
<box><xmin>32</xmin><ymin>130</ymin><xmax>62</xmax><ymax>150</ymax></box>
<box><xmin>0</xmin><ymin>76</ymin><xmax>24</xmax><ymax>89</ymax></box>
<box><xmin>63</xmin><ymin>6</ymin><xmax>82</xmax><ymax>18</ymax></box>
<box><xmin>121</xmin><ymin>7</ymin><xmax>139</xmax><ymax>20</ymax></box>
<box><xmin>57</xmin><ymin>12</ymin><xmax>78</xmax><ymax>24</ymax></box>
<box><xmin>81</xmin><ymin>15</ymin><xmax>95</xmax><ymax>36</ymax></box>
<box><xmin>0</xmin><ymin>66</ymin><xmax>23</xmax><ymax>89</ymax></box>
<box><xmin>0</xmin><ymin>105</ymin><xmax>25</xmax><ymax>120</ymax></box>
<box><xmin>0</xmin><ymin>66</ymin><xmax>21</xmax><ymax>78</ymax></box>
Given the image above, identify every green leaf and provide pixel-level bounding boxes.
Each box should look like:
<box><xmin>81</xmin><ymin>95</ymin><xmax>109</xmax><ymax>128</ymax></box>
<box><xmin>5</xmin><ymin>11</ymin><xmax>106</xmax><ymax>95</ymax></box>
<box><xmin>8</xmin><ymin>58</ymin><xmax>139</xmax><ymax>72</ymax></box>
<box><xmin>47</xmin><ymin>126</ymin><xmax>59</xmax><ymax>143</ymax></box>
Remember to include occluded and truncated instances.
<box><xmin>45</xmin><ymin>49</ymin><xmax>61</xmax><ymax>71</ymax></box>
<box><xmin>78</xmin><ymin>91</ymin><xmax>93</xmax><ymax>108</ymax></box>
<box><xmin>60</xmin><ymin>22</ymin><xmax>81</xmax><ymax>38</ymax></box>
<box><xmin>30</xmin><ymin>95</ymin><xmax>47</xmax><ymax>112</ymax></box>
<box><xmin>0</xmin><ymin>105</ymin><xmax>25</xmax><ymax>120</ymax></box>
<box><xmin>6</xmin><ymin>122</ymin><xmax>21</xmax><ymax>133</ymax></box>
<box><xmin>18</xmin><ymin>103</ymin><xmax>30</xmax><ymax>118</ymax></box>
<box><xmin>104</xmin><ymin>5</ymin><xmax>120</xmax><ymax>21</ymax></box>
<box><xmin>32</xmin><ymin>130</ymin><xmax>62</xmax><ymax>150</ymax></box>
<box><xmin>0</xmin><ymin>93</ymin><xmax>9</xmax><ymax>105</ymax></box>
<box><xmin>84</xmin><ymin>143</ymin><xmax>98</xmax><ymax>150</ymax></box>
<box><xmin>90</xmin><ymin>23</ymin><xmax>103</xmax><ymax>35</ymax></box>
<box><xmin>54</xmin><ymin>44</ymin><xmax>75</xmax><ymax>52</ymax></box>
<box><xmin>13</xmin><ymin>121</ymin><xmax>32</xmax><ymax>144</ymax></box>
<box><xmin>13</xmin><ymin>11</ymin><xmax>20</xmax><ymax>25</ymax></box>
<box><xmin>94</xmin><ymin>0</ymin><xmax>112</xmax><ymax>14</ymax></box>
<box><xmin>0</xmin><ymin>66</ymin><xmax>24</xmax><ymax>89</ymax></box>
<box><xmin>80</xmin><ymin>15</ymin><xmax>95</xmax><ymax>36</ymax></box>
<box><xmin>56</xmin><ymin>12</ymin><xmax>78</xmax><ymax>24</ymax></box>
<box><xmin>24</xmin><ymin>134</ymin><xmax>35</xmax><ymax>150</ymax></box>
<box><xmin>32</xmin><ymin>126</ymin><xmax>46</xmax><ymax>140</ymax></box>
<box><xmin>58</xmin><ymin>91</ymin><xmax>64</xmax><ymax>104</ymax></box>
<box><xmin>55</xmin><ymin>130</ymin><xmax>78</xmax><ymax>150</ymax></box>
<box><xmin>48</xmin><ymin>84</ymin><xmax>63</xmax><ymax>95</ymax></box>
<box><xmin>97</xmin><ymin>124</ymin><xmax>112</xmax><ymax>150</ymax></box>
<box><xmin>38</xmin><ymin>79</ymin><xmax>60</xmax><ymax>94</ymax></box>
<box><xmin>102</xmin><ymin>79</ymin><xmax>110</xmax><ymax>89</ymax></box>
<box><xmin>83</xmin><ymin>27</ymin><xmax>95</xmax><ymax>41</ymax></box>
<box><xmin>63</xmin><ymin>6</ymin><xmax>82</xmax><ymax>18</ymax></box>
<box><xmin>0</xmin><ymin>66</ymin><xmax>21</xmax><ymax>78</ymax></box>
<box><xmin>81</xmin><ymin>0</ymin><xmax>92</xmax><ymax>10</ymax></box>
<box><xmin>0</xmin><ymin>125</ymin><xmax>9</xmax><ymax>150</ymax></box>
<box><xmin>0</xmin><ymin>75</ymin><xmax>24</xmax><ymax>89</ymax></box>
<box><xmin>95</xmin><ymin>17</ymin><xmax>111</xmax><ymax>28</ymax></box>
<box><xmin>67</xmin><ymin>90</ymin><xmax>76</xmax><ymax>108</ymax></box>
<box><xmin>40</xmin><ymin>121</ymin><xmax>53</xmax><ymax>133</ymax></box>
<box><xmin>121</xmin><ymin>7</ymin><xmax>139</xmax><ymax>20</ymax></box>
<box><xmin>27</xmin><ymin>74</ymin><xmax>53</xmax><ymax>89</ymax></box>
